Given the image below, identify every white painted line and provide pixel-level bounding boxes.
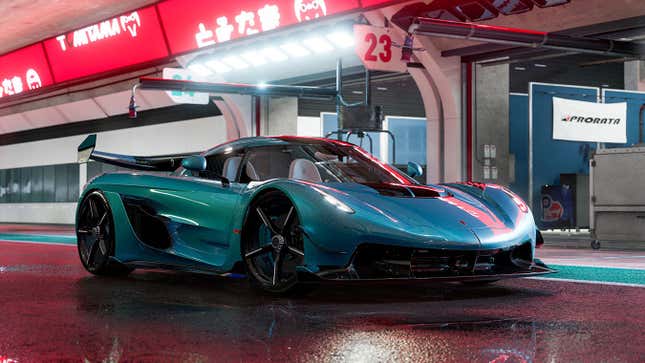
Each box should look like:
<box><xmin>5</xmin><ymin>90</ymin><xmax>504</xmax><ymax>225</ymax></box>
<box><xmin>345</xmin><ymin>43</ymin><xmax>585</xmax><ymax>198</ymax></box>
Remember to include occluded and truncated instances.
<box><xmin>528</xmin><ymin>276</ymin><xmax>645</xmax><ymax>288</ymax></box>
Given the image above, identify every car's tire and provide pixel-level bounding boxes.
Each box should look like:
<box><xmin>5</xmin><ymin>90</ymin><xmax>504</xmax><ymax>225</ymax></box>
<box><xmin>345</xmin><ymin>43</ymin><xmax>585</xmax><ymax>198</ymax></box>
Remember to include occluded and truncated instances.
<box><xmin>76</xmin><ymin>190</ymin><xmax>132</xmax><ymax>276</ymax></box>
<box><xmin>241</xmin><ymin>190</ymin><xmax>309</xmax><ymax>294</ymax></box>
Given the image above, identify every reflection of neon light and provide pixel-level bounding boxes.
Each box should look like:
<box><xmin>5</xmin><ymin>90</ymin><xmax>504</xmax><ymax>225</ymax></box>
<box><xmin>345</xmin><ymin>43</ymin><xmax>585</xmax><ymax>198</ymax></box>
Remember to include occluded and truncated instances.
<box><xmin>308</xmin><ymin>185</ymin><xmax>354</xmax><ymax>214</ymax></box>
<box><xmin>439</xmin><ymin>196</ymin><xmax>509</xmax><ymax>232</ymax></box>
<box><xmin>159</xmin><ymin>213</ymin><xmax>199</xmax><ymax>226</ymax></box>
<box><xmin>364</xmin><ymin>202</ymin><xmax>399</xmax><ymax>223</ymax></box>
<box><xmin>353</xmin><ymin>147</ymin><xmax>410</xmax><ymax>185</ymax></box>
<box><xmin>149</xmin><ymin>189</ymin><xmax>209</xmax><ymax>207</ymax></box>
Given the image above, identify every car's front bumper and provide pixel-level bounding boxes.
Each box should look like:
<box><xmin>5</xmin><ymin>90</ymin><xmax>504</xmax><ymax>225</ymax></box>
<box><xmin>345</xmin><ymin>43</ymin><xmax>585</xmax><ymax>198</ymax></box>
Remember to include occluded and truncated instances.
<box><xmin>301</xmin><ymin>242</ymin><xmax>556</xmax><ymax>282</ymax></box>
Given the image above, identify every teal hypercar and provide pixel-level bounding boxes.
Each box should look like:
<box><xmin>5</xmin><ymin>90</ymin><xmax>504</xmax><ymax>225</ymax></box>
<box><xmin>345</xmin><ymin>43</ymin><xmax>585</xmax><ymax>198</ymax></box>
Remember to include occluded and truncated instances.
<box><xmin>75</xmin><ymin>135</ymin><xmax>553</xmax><ymax>293</ymax></box>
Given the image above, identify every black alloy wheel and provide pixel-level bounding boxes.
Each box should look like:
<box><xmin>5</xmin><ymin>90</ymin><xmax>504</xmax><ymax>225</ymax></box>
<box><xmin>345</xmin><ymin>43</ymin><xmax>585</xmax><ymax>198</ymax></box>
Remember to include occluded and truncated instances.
<box><xmin>76</xmin><ymin>191</ymin><xmax>130</xmax><ymax>276</ymax></box>
<box><xmin>242</xmin><ymin>191</ymin><xmax>305</xmax><ymax>293</ymax></box>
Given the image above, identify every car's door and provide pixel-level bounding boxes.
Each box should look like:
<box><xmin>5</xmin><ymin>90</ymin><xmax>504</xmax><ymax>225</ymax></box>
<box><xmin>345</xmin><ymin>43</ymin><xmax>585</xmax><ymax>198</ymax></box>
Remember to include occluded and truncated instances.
<box><xmin>150</xmin><ymin>147</ymin><xmax>246</xmax><ymax>268</ymax></box>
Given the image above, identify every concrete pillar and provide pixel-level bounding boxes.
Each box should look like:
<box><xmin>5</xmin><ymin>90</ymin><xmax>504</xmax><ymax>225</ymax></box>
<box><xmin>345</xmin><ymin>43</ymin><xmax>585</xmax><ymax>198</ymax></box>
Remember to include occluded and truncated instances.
<box><xmin>624</xmin><ymin>60</ymin><xmax>645</xmax><ymax>91</ymax></box>
<box><xmin>212</xmin><ymin>94</ymin><xmax>253</xmax><ymax>140</ymax></box>
<box><xmin>473</xmin><ymin>63</ymin><xmax>511</xmax><ymax>185</ymax></box>
<box><xmin>363</xmin><ymin>8</ymin><xmax>463</xmax><ymax>183</ymax></box>
<box><xmin>263</xmin><ymin>97</ymin><xmax>298</xmax><ymax>136</ymax></box>
<box><xmin>409</xmin><ymin>67</ymin><xmax>442</xmax><ymax>184</ymax></box>
<box><xmin>412</xmin><ymin>36</ymin><xmax>463</xmax><ymax>183</ymax></box>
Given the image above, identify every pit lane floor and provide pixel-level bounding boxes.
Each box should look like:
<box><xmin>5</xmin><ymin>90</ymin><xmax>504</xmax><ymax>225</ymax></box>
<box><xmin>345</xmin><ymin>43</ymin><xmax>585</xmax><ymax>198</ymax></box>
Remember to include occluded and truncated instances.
<box><xmin>0</xmin><ymin>227</ymin><xmax>644</xmax><ymax>362</ymax></box>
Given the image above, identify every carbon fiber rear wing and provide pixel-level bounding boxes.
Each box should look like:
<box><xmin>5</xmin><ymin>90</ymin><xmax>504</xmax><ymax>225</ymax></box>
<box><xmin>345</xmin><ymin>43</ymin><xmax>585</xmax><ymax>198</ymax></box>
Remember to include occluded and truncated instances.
<box><xmin>77</xmin><ymin>134</ymin><xmax>195</xmax><ymax>172</ymax></box>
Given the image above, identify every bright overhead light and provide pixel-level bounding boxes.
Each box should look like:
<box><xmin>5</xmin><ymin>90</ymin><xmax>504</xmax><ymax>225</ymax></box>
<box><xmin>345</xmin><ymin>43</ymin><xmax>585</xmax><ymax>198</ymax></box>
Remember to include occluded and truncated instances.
<box><xmin>205</xmin><ymin>59</ymin><xmax>232</xmax><ymax>73</ymax></box>
<box><xmin>534</xmin><ymin>63</ymin><xmax>547</xmax><ymax>68</ymax></box>
<box><xmin>326</xmin><ymin>31</ymin><xmax>354</xmax><ymax>48</ymax></box>
<box><xmin>241</xmin><ymin>50</ymin><xmax>267</xmax><ymax>66</ymax></box>
<box><xmin>222</xmin><ymin>56</ymin><xmax>249</xmax><ymax>70</ymax></box>
<box><xmin>280</xmin><ymin>42</ymin><xmax>311</xmax><ymax>57</ymax></box>
<box><xmin>187</xmin><ymin>63</ymin><xmax>212</xmax><ymax>76</ymax></box>
<box><xmin>262</xmin><ymin>47</ymin><xmax>289</xmax><ymax>62</ymax></box>
<box><xmin>514</xmin><ymin>66</ymin><xmax>526</xmax><ymax>71</ymax></box>
<box><xmin>352</xmin><ymin>90</ymin><xmax>363</xmax><ymax>95</ymax></box>
<box><xmin>377</xmin><ymin>87</ymin><xmax>388</xmax><ymax>91</ymax></box>
<box><xmin>258</xmin><ymin>82</ymin><xmax>268</xmax><ymax>89</ymax></box>
<box><xmin>304</xmin><ymin>37</ymin><xmax>334</xmax><ymax>53</ymax></box>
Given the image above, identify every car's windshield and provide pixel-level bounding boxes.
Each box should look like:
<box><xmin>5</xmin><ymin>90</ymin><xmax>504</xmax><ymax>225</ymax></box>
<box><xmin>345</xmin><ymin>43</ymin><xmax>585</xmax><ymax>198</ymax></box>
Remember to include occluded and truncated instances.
<box><xmin>240</xmin><ymin>142</ymin><xmax>415</xmax><ymax>185</ymax></box>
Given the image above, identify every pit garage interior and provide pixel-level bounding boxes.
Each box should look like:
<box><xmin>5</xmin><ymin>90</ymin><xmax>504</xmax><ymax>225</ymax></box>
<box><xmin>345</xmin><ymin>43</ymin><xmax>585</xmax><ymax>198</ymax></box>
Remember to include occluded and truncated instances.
<box><xmin>0</xmin><ymin>0</ymin><xmax>644</xmax><ymax>361</ymax></box>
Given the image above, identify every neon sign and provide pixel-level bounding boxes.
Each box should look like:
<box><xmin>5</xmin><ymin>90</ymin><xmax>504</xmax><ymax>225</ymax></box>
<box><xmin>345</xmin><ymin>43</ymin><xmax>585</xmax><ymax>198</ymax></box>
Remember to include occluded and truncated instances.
<box><xmin>0</xmin><ymin>44</ymin><xmax>54</xmax><ymax>99</ymax></box>
<box><xmin>157</xmin><ymin>0</ymin><xmax>361</xmax><ymax>55</ymax></box>
<box><xmin>43</xmin><ymin>6</ymin><xmax>168</xmax><ymax>83</ymax></box>
<box><xmin>54</xmin><ymin>12</ymin><xmax>141</xmax><ymax>52</ymax></box>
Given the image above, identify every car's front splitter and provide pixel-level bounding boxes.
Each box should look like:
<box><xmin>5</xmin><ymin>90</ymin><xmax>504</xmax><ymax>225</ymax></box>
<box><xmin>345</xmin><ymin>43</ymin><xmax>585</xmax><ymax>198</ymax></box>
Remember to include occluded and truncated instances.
<box><xmin>300</xmin><ymin>264</ymin><xmax>555</xmax><ymax>284</ymax></box>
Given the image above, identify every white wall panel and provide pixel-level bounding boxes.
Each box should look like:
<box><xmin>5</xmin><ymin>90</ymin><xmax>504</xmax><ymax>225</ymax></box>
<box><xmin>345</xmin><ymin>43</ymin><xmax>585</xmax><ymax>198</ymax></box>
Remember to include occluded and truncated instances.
<box><xmin>0</xmin><ymin>203</ymin><xmax>76</xmax><ymax>224</ymax></box>
<box><xmin>56</xmin><ymin>99</ymin><xmax>108</xmax><ymax>123</ymax></box>
<box><xmin>0</xmin><ymin>113</ymin><xmax>32</xmax><ymax>134</ymax></box>
<box><xmin>22</xmin><ymin>107</ymin><xmax>69</xmax><ymax>129</ymax></box>
<box><xmin>0</xmin><ymin>115</ymin><xmax>228</xmax><ymax>170</ymax></box>
<box><xmin>139</xmin><ymin>89</ymin><xmax>177</xmax><ymax>110</ymax></box>
<box><xmin>297</xmin><ymin>116</ymin><xmax>321</xmax><ymax>137</ymax></box>
<box><xmin>0</xmin><ymin>116</ymin><xmax>229</xmax><ymax>224</ymax></box>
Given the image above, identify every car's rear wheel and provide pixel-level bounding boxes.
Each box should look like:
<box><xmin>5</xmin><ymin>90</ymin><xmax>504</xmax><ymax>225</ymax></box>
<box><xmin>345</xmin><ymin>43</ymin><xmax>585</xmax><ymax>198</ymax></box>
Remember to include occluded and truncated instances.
<box><xmin>242</xmin><ymin>191</ymin><xmax>306</xmax><ymax>294</ymax></box>
<box><xmin>76</xmin><ymin>191</ymin><xmax>131</xmax><ymax>276</ymax></box>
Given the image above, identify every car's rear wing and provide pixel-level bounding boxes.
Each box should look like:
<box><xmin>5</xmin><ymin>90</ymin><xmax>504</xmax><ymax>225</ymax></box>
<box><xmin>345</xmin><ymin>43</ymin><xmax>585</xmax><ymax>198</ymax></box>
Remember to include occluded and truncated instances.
<box><xmin>77</xmin><ymin>134</ymin><xmax>195</xmax><ymax>172</ymax></box>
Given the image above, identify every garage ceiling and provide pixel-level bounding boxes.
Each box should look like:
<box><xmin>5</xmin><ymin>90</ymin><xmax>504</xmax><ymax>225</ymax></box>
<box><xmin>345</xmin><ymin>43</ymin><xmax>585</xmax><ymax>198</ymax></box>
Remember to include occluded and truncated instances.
<box><xmin>0</xmin><ymin>0</ymin><xmax>157</xmax><ymax>55</ymax></box>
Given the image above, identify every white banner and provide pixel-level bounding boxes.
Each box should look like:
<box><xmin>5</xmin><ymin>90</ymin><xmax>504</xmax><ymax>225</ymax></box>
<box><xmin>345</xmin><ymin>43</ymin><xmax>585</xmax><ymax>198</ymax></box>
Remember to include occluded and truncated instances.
<box><xmin>162</xmin><ymin>67</ymin><xmax>209</xmax><ymax>105</ymax></box>
<box><xmin>552</xmin><ymin>97</ymin><xmax>627</xmax><ymax>143</ymax></box>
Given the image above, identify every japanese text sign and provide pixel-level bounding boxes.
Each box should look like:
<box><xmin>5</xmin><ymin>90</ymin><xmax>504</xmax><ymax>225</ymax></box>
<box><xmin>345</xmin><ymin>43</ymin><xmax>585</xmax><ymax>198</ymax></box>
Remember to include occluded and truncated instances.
<box><xmin>0</xmin><ymin>44</ymin><xmax>54</xmax><ymax>100</ymax></box>
<box><xmin>157</xmin><ymin>0</ymin><xmax>360</xmax><ymax>55</ymax></box>
<box><xmin>43</xmin><ymin>6</ymin><xmax>169</xmax><ymax>83</ymax></box>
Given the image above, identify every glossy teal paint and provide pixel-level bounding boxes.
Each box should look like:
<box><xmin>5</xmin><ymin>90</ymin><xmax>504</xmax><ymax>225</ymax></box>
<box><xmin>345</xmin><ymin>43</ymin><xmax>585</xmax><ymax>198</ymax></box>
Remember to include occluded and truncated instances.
<box><xmin>77</xmin><ymin>136</ymin><xmax>539</xmax><ymax>276</ymax></box>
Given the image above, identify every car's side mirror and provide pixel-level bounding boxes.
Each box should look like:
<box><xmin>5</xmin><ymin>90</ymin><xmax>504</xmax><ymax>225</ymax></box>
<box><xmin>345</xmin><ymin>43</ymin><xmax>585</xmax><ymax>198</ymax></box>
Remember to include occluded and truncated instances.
<box><xmin>181</xmin><ymin>156</ymin><xmax>207</xmax><ymax>172</ymax></box>
<box><xmin>407</xmin><ymin>161</ymin><xmax>424</xmax><ymax>178</ymax></box>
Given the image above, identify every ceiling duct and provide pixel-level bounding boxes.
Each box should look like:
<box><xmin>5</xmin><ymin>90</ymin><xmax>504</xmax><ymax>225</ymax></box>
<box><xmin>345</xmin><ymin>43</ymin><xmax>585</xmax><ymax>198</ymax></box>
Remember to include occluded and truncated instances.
<box><xmin>408</xmin><ymin>18</ymin><xmax>642</xmax><ymax>58</ymax></box>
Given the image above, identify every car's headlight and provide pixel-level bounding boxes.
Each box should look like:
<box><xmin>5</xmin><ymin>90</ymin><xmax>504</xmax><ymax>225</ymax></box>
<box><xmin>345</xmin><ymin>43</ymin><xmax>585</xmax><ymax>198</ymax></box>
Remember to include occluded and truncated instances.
<box><xmin>323</xmin><ymin>193</ymin><xmax>354</xmax><ymax>214</ymax></box>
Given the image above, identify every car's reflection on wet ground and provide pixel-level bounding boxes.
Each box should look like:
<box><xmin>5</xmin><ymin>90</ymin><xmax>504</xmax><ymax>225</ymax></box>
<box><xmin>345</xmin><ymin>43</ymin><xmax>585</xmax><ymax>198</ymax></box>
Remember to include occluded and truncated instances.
<box><xmin>1</xmin><ymin>241</ymin><xmax>643</xmax><ymax>362</ymax></box>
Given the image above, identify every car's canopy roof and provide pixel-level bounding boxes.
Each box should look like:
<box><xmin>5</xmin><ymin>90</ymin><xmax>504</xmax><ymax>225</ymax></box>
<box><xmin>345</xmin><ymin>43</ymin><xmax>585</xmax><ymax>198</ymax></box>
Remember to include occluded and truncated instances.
<box><xmin>203</xmin><ymin>136</ymin><xmax>355</xmax><ymax>155</ymax></box>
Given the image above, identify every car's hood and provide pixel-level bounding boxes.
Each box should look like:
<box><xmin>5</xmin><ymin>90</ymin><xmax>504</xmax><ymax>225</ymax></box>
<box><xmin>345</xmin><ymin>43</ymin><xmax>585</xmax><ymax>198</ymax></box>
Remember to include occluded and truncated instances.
<box><xmin>323</xmin><ymin>182</ymin><xmax>531</xmax><ymax>247</ymax></box>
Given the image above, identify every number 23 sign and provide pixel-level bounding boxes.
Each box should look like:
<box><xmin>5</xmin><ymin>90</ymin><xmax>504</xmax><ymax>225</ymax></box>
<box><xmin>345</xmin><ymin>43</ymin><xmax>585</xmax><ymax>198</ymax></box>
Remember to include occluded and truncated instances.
<box><xmin>354</xmin><ymin>24</ymin><xmax>408</xmax><ymax>73</ymax></box>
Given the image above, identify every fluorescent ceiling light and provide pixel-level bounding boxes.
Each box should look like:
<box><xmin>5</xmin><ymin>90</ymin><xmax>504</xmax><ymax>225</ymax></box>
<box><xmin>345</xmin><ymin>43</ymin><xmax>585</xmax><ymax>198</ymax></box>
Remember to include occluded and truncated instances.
<box><xmin>534</xmin><ymin>63</ymin><xmax>547</xmax><ymax>68</ymax></box>
<box><xmin>262</xmin><ymin>47</ymin><xmax>289</xmax><ymax>62</ymax></box>
<box><xmin>514</xmin><ymin>66</ymin><xmax>526</xmax><ymax>71</ymax></box>
<box><xmin>241</xmin><ymin>50</ymin><xmax>267</xmax><ymax>66</ymax></box>
<box><xmin>304</xmin><ymin>37</ymin><xmax>334</xmax><ymax>53</ymax></box>
<box><xmin>187</xmin><ymin>63</ymin><xmax>212</xmax><ymax>76</ymax></box>
<box><xmin>326</xmin><ymin>31</ymin><xmax>354</xmax><ymax>48</ymax></box>
<box><xmin>205</xmin><ymin>59</ymin><xmax>232</xmax><ymax>73</ymax></box>
<box><xmin>223</xmin><ymin>56</ymin><xmax>249</xmax><ymax>70</ymax></box>
<box><xmin>352</xmin><ymin>90</ymin><xmax>363</xmax><ymax>95</ymax></box>
<box><xmin>377</xmin><ymin>87</ymin><xmax>388</xmax><ymax>91</ymax></box>
<box><xmin>280</xmin><ymin>42</ymin><xmax>311</xmax><ymax>57</ymax></box>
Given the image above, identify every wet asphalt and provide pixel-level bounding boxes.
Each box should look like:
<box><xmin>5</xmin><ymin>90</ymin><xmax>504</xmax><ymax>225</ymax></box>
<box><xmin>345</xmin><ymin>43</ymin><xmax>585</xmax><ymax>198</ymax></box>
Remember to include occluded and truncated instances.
<box><xmin>0</xmin><ymin>241</ymin><xmax>643</xmax><ymax>362</ymax></box>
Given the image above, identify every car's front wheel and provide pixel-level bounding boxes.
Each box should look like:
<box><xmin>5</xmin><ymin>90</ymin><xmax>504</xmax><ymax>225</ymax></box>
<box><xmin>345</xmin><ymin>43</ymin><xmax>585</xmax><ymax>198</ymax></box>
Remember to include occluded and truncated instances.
<box><xmin>76</xmin><ymin>190</ymin><xmax>131</xmax><ymax>276</ymax></box>
<box><xmin>241</xmin><ymin>191</ymin><xmax>306</xmax><ymax>294</ymax></box>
